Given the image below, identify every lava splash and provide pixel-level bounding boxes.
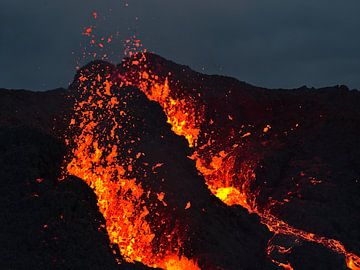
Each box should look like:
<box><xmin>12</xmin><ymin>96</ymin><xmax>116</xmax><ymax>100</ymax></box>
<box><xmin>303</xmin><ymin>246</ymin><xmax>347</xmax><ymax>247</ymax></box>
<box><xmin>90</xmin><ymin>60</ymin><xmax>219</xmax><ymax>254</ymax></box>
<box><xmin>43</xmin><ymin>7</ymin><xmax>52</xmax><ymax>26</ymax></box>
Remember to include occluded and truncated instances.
<box><xmin>65</xmin><ymin>62</ymin><xmax>199</xmax><ymax>269</ymax></box>
<box><xmin>65</xmin><ymin>52</ymin><xmax>360</xmax><ymax>270</ymax></box>
<box><xmin>118</xmin><ymin>52</ymin><xmax>360</xmax><ymax>270</ymax></box>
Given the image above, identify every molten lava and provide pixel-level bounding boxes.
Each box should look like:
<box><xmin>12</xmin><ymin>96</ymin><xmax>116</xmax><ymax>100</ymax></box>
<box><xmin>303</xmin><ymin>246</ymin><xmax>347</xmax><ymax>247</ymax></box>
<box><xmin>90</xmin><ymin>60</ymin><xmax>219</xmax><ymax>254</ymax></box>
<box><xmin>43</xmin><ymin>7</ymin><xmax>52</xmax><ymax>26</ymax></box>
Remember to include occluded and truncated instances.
<box><xmin>119</xmin><ymin>52</ymin><xmax>360</xmax><ymax>270</ymax></box>
<box><xmin>65</xmin><ymin>47</ymin><xmax>360</xmax><ymax>269</ymax></box>
<box><xmin>65</xmin><ymin>64</ymin><xmax>199</xmax><ymax>270</ymax></box>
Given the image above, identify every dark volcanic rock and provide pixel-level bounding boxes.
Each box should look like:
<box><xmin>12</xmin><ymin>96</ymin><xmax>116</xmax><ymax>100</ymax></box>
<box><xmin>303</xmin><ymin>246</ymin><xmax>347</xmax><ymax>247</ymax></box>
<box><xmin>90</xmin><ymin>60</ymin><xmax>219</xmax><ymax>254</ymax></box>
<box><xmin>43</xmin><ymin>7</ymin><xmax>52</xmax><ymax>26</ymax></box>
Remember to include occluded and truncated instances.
<box><xmin>121</xmin><ymin>53</ymin><xmax>360</xmax><ymax>263</ymax></box>
<box><xmin>0</xmin><ymin>113</ymin><xmax>153</xmax><ymax>269</ymax></box>
<box><xmin>0</xmin><ymin>88</ymin><xmax>70</xmax><ymax>134</ymax></box>
<box><xmin>1</xmin><ymin>53</ymin><xmax>360</xmax><ymax>269</ymax></box>
<box><xmin>0</xmin><ymin>127</ymin><xmax>116</xmax><ymax>269</ymax></box>
<box><xmin>289</xmin><ymin>242</ymin><xmax>346</xmax><ymax>270</ymax></box>
<box><xmin>68</xmin><ymin>62</ymin><xmax>276</xmax><ymax>270</ymax></box>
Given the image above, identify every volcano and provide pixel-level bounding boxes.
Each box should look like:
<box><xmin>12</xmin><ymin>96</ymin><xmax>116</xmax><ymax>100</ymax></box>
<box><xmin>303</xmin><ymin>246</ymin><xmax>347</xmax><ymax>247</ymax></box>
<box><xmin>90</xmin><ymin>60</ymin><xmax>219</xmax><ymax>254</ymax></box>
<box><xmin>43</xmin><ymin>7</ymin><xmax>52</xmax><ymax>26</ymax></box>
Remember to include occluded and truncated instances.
<box><xmin>0</xmin><ymin>53</ymin><xmax>359</xmax><ymax>270</ymax></box>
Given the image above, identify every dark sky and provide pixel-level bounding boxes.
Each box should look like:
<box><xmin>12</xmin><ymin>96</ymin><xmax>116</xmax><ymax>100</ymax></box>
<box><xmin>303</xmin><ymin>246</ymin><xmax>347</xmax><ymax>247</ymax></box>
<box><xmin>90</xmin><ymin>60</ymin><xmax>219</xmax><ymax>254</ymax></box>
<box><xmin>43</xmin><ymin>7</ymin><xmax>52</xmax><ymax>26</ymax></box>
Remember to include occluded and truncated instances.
<box><xmin>1</xmin><ymin>0</ymin><xmax>359</xmax><ymax>91</ymax></box>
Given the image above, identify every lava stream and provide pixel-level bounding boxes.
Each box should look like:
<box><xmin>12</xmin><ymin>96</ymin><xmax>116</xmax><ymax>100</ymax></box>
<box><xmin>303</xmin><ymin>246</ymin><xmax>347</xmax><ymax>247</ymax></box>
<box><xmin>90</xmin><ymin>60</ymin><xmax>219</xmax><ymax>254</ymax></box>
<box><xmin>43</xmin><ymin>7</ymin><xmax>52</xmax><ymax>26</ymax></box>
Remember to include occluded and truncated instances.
<box><xmin>121</xmin><ymin>52</ymin><xmax>360</xmax><ymax>270</ymax></box>
<box><xmin>65</xmin><ymin>65</ymin><xmax>199</xmax><ymax>270</ymax></box>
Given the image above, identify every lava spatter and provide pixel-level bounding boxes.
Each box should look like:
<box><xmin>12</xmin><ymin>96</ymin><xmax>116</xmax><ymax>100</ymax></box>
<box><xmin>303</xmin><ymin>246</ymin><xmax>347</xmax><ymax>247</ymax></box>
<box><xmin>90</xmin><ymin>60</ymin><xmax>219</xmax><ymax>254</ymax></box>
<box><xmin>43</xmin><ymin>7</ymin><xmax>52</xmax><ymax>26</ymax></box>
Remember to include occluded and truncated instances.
<box><xmin>120</xmin><ymin>52</ymin><xmax>360</xmax><ymax>270</ymax></box>
<box><xmin>65</xmin><ymin>62</ymin><xmax>199</xmax><ymax>270</ymax></box>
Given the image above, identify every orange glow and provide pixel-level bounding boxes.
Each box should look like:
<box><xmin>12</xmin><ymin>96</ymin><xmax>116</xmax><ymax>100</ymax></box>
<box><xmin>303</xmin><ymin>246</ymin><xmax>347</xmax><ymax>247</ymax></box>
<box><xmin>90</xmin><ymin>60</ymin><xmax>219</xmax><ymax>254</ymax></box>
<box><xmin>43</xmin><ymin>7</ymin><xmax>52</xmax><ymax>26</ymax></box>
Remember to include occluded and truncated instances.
<box><xmin>263</xmin><ymin>124</ymin><xmax>271</xmax><ymax>133</ymax></box>
<box><xmin>83</xmin><ymin>27</ymin><xmax>93</xmax><ymax>36</ymax></box>
<box><xmin>278</xmin><ymin>263</ymin><xmax>294</xmax><ymax>270</ymax></box>
<box><xmin>122</xmin><ymin>52</ymin><xmax>360</xmax><ymax>270</ymax></box>
<box><xmin>214</xmin><ymin>187</ymin><xmax>248</xmax><ymax>207</ymax></box>
<box><xmin>162</xmin><ymin>255</ymin><xmax>200</xmax><ymax>270</ymax></box>
<box><xmin>190</xmin><ymin>150</ymin><xmax>257</xmax><ymax>213</ymax></box>
<box><xmin>66</xmin><ymin>38</ymin><xmax>359</xmax><ymax>269</ymax></box>
<box><xmin>347</xmin><ymin>255</ymin><xmax>360</xmax><ymax>270</ymax></box>
<box><xmin>135</xmin><ymin>71</ymin><xmax>202</xmax><ymax>147</ymax></box>
<box><xmin>65</xmin><ymin>67</ymin><xmax>199</xmax><ymax>270</ymax></box>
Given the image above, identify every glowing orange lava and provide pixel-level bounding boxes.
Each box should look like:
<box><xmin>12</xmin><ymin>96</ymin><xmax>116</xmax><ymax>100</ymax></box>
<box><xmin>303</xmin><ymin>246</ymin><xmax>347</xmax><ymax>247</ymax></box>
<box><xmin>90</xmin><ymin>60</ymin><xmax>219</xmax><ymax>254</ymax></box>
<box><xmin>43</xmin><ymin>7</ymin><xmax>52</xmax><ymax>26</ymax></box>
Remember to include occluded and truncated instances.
<box><xmin>135</xmin><ymin>71</ymin><xmax>202</xmax><ymax>148</ymax></box>
<box><xmin>121</xmin><ymin>52</ymin><xmax>360</xmax><ymax>270</ymax></box>
<box><xmin>66</xmin><ymin>66</ymin><xmax>199</xmax><ymax>270</ymax></box>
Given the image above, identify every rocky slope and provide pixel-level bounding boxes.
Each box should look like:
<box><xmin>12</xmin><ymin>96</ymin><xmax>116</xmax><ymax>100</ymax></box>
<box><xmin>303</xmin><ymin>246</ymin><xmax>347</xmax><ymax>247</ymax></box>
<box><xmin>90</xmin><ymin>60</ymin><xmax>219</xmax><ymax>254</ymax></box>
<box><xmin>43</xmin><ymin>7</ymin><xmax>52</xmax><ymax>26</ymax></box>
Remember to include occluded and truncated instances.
<box><xmin>0</xmin><ymin>53</ymin><xmax>359</xmax><ymax>269</ymax></box>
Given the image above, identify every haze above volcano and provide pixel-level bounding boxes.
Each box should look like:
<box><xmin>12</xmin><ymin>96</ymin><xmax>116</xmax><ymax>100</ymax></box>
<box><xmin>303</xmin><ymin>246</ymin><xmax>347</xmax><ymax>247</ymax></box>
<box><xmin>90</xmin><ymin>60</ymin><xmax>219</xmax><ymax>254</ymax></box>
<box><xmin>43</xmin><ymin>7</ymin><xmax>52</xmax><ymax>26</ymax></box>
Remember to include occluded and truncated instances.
<box><xmin>0</xmin><ymin>0</ymin><xmax>359</xmax><ymax>90</ymax></box>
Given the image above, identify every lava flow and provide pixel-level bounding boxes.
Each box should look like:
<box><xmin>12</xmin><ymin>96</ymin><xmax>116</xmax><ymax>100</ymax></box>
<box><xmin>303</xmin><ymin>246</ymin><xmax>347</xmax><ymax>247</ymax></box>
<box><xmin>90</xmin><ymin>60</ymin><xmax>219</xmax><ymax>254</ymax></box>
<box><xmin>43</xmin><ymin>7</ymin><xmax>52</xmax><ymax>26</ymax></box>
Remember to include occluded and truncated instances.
<box><xmin>119</xmin><ymin>52</ymin><xmax>360</xmax><ymax>270</ymax></box>
<box><xmin>65</xmin><ymin>63</ymin><xmax>199</xmax><ymax>270</ymax></box>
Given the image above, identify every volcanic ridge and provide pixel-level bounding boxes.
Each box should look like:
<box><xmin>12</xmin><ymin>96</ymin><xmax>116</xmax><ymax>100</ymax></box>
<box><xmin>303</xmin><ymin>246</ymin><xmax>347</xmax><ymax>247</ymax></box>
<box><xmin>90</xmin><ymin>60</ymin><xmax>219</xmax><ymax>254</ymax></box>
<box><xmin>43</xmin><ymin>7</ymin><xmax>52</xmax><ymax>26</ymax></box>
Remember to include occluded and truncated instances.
<box><xmin>0</xmin><ymin>53</ymin><xmax>359</xmax><ymax>270</ymax></box>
